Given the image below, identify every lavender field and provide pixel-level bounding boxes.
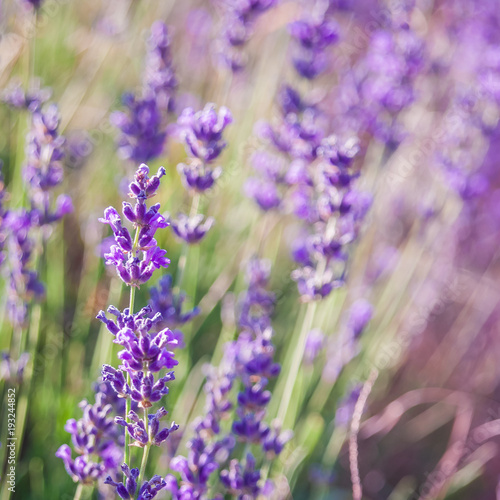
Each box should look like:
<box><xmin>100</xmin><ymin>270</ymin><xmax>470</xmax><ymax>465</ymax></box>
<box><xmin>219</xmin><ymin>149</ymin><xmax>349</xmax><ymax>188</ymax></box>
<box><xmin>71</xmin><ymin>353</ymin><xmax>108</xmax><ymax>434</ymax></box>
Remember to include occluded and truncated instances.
<box><xmin>1</xmin><ymin>0</ymin><xmax>500</xmax><ymax>499</ymax></box>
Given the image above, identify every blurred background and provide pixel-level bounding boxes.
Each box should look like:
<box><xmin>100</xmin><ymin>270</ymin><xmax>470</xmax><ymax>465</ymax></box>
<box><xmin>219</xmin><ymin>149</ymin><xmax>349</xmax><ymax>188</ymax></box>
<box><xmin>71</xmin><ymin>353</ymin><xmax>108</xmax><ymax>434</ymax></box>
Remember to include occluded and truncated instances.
<box><xmin>1</xmin><ymin>0</ymin><xmax>500</xmax><ymax>499</ymax></box>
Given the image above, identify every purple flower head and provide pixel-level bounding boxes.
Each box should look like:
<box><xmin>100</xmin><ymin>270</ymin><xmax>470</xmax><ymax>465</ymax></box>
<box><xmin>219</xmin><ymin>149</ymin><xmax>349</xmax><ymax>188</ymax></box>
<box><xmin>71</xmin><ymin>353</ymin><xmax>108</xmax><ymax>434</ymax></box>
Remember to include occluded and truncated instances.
<box><xmin>24</xmin><ymin>105</ymin><xmax>66</xmax><ymax>205</ymax></box>
<box><xmin>97</xmin><ymin>307</ymin><xmax>179</xmax><ymax>374</ymax></box>
<box><xmin>56</xmin><ymin>446</ymin><xmax>106</xmax><ymax>484</ymax></box>
<box><xmin>149</xmin><ymin>274</ymin><xmax>200</xmax><ymax>329</ymax></box>
<box><xmin>292</xmin><ymin>265</ymin><xmax>343</xmax><ymax>302</ymax></box>
<box><xmin>116</xmin><ymin>407</ymin><xmax>178</xmax><ymax>447</ymax></box>
<box><xmin>289</xmin><ymin>17</ymin><xmax>339</xmax><ymax>52</ymax></box>
<box><xmin>177</xmin><ymin>160</ymin><xmax>222</xmax><ymax>192</ymax></box>
<box><xmin>178</xmin><ymin>104</ymin><xmax>232</xmax><ymax>163</ymax></box>
<box><xmin>104</xmin><ymin>464</ymin><xmax>139</xmax><ymax>500</ymax></box>
<box><xmin>220</xmin><ymin>453</ymin><xmax>261</xmax><ymax>498</ymax></box>
<box><xmin>335</xmin><ymin>385</ymin><xmax>362</xmax><ymax>427</ymax></box>
<box><xmin>289</xmin><ymin>14</ymin><xmax>339</xmax><ymax>79</ymax></box>
<box><xmin>232</xmin><ymin>410</ymin><xmax>270</xmax><ymax>443</ymax></box>
<box><xmin>105</xmin><ymin>465</ymin><xmax>167</xmax><ymax>499</ymax></box>
<box><xmin>217</xmin><ymin>0</ymin><xmax>277</xmax><ymax>72</ymax></box>
<box><xmin>244</xmin><ymin>178</ymin><xmax>282</xmax><ymax>211</ymax></box>
<box><xmin>111</xmin><ymin>95</ymin><xmax>166</xmax><ymax>163</ymax></box>
<box><xmin>167</xmin><ymin>434</ymin><xmax>235</xmax><ymax>499</ymax></box>
<box><xmin>278</xmin><ymin>84</ymin><xmax>312</xmax><ymax>116</ymax></box>
<box><xmin>56</xmin><ymin>385</ymin><xmax>124</xmax><ymax>484</ymax></box>
<box><xmin>0</xmin><ymin>352</ymin><xmax>30</xmax><ymax>384</ymax></box>
<box><xmin>2</xmin><ymin>80</ymin><xmax>51</xmax><ymax>112</ymax></box>
<box><xmin>19</xmin><ymin>0</ymin><xmax>43</xmax><ymax>10</ymax></box>
<box><xmin>4</xmin><ymin>210</ymin><xmax>45</xmax><ymax>327</ymax></box>
<box><xmin>171</xmin><ymin>213</ymin><xmax>214</xmax><ymax>244</ymax></box>
<box><xmin>303</xmin><ymin>329</ymin><xmax>325</xmax><ymax>364</ymax></box>
<box><xmin>263</xmin><ymin>422</ymin><xmax>293</xmax><ymax>457</ymax></box>
<box><xmin>99</xmin><ymin>164</ymin><xmax>170</xmax><ymax>286</ymax></box>
<box><xmin>143</xmin><ymin>21</ymin><xmax>177</xmax><ymax>112</ymax></box>
<box><xmin>346</xmin><ymin>299</ymin><xmax>373</xmax><ymax>339</ymax></box>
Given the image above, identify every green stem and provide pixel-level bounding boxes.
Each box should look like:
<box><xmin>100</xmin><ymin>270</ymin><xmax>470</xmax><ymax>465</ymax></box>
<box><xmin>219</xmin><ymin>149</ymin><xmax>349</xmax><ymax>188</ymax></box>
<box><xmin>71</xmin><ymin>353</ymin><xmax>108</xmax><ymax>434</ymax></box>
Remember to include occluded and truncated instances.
<box><xmin>73</xmin><ymin>483</ymin><xmax>84</xmax><ymax>500</ymax></box>
<box><xmin>276</xmin><ymin>301</ymin><xmax>317</xmax><ymax>426</ymax></box>
<box><xmin>124</xmin><ymin>226</ymin><xmax>140</xmax><ymax>477</ymax></box>
<box><xmin>137</xmin><ymin>407</ymin><xmax>151</xmax><ymax>492</ymax></box>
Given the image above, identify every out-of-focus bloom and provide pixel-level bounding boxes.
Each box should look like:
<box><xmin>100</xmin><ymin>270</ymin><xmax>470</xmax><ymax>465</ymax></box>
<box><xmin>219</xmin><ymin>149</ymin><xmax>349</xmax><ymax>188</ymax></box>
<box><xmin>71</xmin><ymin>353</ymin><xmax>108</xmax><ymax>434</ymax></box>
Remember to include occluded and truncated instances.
<box><xmin>177</xmin><ymin>104</ymin><xmax>232</xmax><ymax>164</ymax></box>
<box><xmin>0</xmin><ymin>352</ymin><xmax>30</xmax><ymax>384</ymax></box>
<box><xmin>1</xmin><ymin>80</ymin><xmax>51</xmax><ymax>112</ymax></box>
<box><xmin>111</xmin><ymin>95</ymin><xmax>167</xmax><ymax>164</ymax></box>
<box><xmin>149</xmin><ymin>274</ymin><xmax>199</xmax><ymax>329</ymax></box>
<box><xmin>170</xmin><ymin>213</ymin><xmax>214</xmax><ymax>245</ymax></box>
<box><xmin>289</xmin><ymin>13</ymin><xmax>339</xmax><ymax>79</ymax></box>
<box><xmin>56</xmin><ymin>387</ymin><xmax>123</xmax><ymax>484</ymax></box>
<box><xmin>322</xmin><ymin>300</ymin><xmax>373</xmax><ymax>383</ymax></box>
<box><xmin>143</xmin><ymin>21</ymin><xmax>177</xmax><ymax>112</ymax></box>
<box><xmin>112</xmin><ymin>21</ymin><xmax>177</xmax><ymax>163</ymax></box>
<box><xmin>216</xmin><ymin>0</ymin><xmax>278</xmax><ymax>71</ymax></box>
<box><xmin>303</xmin><ymin>329</ymin><xmax>325</xmax><ymax>364</ymax></box>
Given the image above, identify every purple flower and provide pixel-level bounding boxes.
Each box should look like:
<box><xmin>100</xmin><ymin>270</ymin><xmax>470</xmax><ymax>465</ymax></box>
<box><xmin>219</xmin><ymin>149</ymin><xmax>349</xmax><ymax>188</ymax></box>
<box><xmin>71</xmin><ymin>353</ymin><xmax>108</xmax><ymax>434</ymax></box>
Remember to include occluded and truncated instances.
<box><xmin>116</xmin><ymin>407</ymin><xmax>178</xmax><ymax>447</ymax></box>
<box><xmin>56</xmin><ymin>386</ymin><xmax>123</xmax><ymax>484</ymax></box>
<box><xmin>178</xmin><ymin>104</ymin><xmax>232</xmax><ymax>163</ymax></box>
<box><xmin>177</xmin><ymin>160</ymin><xmax>222</xmax><ymax>192</ymax></box>
<box><xmin>220</xmin><ymin>453</ymin><xmax>263</xmax><ymax>498</ymax></box>
<box><xmin>111</xmin><ymin>95</ymin><xmax>166</xmax><ymax>163</ymax></box>
<box><xmin>149</xmin><ymin>274</ymin><xmax>200</xmax><ymax>329</ymax></box>
<box><xmin>99</xmin><ymin>165</ymin><xmax>170</xmax><ymax>286</ymax></box>
<box><xmin>0</xmin><ymin>352</ymin><xmax>30</xmax><ymax>384</ymax></box>
<box><xmin>170</xmin><ymin>213</ymin><xmax>214</xmax><ymax>244</ymax></box>
<box><xmin>288</xmin><ymin>14</ymin><xmax>339</xmax><ymax>79</ymax></box>
<box><xmin>143</xmin><ymin>21</ymin><xmax>177</xmax><ymax>112</ymax></box>
<box><xmin>303</xmin><ymin>329</ymin><xmax>325</xmax><ymax>364</ymax></box>
<box><xmin>2</xmin><ymin>80</ymin><xmax>51</xmax><ymax>112</ymax></box>
<box><xmin>216</xmin><ymin>0</ymin><xmax>278</xmax><ymax>71</ymax></box>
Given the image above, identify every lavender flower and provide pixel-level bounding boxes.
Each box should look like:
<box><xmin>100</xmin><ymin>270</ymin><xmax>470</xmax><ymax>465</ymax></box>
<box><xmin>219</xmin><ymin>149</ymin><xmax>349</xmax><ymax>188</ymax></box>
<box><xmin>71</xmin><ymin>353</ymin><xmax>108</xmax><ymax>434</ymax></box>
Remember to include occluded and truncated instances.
<box><xmin>111</xmin><ymin>95</ymin><xmax>167</xmax><ymax>164</ymax></box>
<box><xmin>56</xmin><ymin>387</ymin><xmax>123</xmax><ymax>484</ymax></box>
<box><xmin>143</xmin><ymin>21</ymin><xmax>177</xmax><ymax>112</ymax></box>
<box><xmin>170</xmin><ymin>213</ymin><xmax>214</xmax><ymax>245</ymax></box>
<box><xmin>177</xmin><ymin>104</ymin><xmax>232</xmax><ymax>165</ymax></box>
<box><xmin>105</xmin><ymin>464</ymin><xmax>167</xmax><ymax>500</ymax></box>
<box><xmin>216</xmin><ymin>0</ymin><xmax>278</xmax><ymax>71</ymax></box>
<box><xmin>303</xmin><ymin>329</ymin><xmax>325</xmax><ymax>365</ymax></box>
<box><xmin>4</xmin><ymin>210</ymin><xmax>44</xmax><ymax>327</ymax></box>
<box><xmin>99</xmin><ymin>164</ymin><xmax>170</xmax><ymax>286</ymax></box>
<box><xmin>166</xmin><ymin>259</ymin><xmax>290</xmax><ymax>498</ymax></box>
<box><xmin>0</xmin><ymin>352</ymin><xmax>30</xmax><ymax>384</ymax></box>
<box><xmin>112</xmin><ymin>21</ymin><xmax>177</xmax><ymax>163</ymax></box>
<box><xmin>1</xmin><ymin>80</ymin><xmax>51</xmax><ymax>112</ymax></box>
<box><xmin>289</xmin><ymin>13</ymin><xmax>339</xmax><ymax>79</ymax></box>
<box><xmin>149</xmin><ymin>274</ymin><xmax>200</xmax><ymax>329</ymax></box>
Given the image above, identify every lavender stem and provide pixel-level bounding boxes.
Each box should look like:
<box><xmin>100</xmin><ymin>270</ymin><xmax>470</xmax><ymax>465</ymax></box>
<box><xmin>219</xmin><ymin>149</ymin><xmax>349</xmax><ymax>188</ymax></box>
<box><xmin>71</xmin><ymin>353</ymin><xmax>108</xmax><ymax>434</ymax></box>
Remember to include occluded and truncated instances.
<box><xmin>276</xmin><ymin>300</ymin><xmax>317</xmax><ymax>426</ymax></box>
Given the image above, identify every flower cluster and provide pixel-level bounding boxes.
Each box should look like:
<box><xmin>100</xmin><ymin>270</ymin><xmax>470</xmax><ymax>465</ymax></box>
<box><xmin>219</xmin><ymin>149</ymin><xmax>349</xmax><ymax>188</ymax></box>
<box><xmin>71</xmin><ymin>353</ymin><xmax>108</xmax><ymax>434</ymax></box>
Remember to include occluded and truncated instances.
<box><xmin>99</xmin><ymin>164</ymin><xmax>170</xmax><ymax>286</ymax></box>
<box><xmin>104</xmin><ymin>464</ymin><xmax>168</xmax><ymax>500</ymax></box>
<box><xmin>246</xmin><ymin>5</ymin><xmax>374</xmax><ymax>302</ymax></box>
<box><xmin>1</xmin><ymin>79</ymin><xmax>51</xmax><ymax>112</ymax></box>
<box><xmin>149</xmin><ymin>274</ymin><xmax>199</xmax><ymax>330</ymax></box>
<box><xmin>216</xmin><ymin>0</ymin><xmax>278</xmax><ymax>71</ymax></box>
<box><xmin>0</xmin><ymin>352</ymin><xmax>30</xmax><ymax>384</ymax></box>
<box><xmin>56</xmin><ymin>386</ymin><xmax>123</xmax><ymax>484</ymax></box>
<box><xmin>112</xmin><ymin>21</ymin><xmax>176</xmax><ymax>163</ymax></box>
<box><xmin>289</xmin><ymin>11</ymin><xmax>339</xmax><ymax>79</ymax></box>
<box><xmin>171</xmin><ymin>103</ymin><xmax>232</xmax><ymax>244</ymax></box>
<box><xmin>166</xmin><ymin>259</ymin><xmax>291</xmax><ymax>498</ymax></box>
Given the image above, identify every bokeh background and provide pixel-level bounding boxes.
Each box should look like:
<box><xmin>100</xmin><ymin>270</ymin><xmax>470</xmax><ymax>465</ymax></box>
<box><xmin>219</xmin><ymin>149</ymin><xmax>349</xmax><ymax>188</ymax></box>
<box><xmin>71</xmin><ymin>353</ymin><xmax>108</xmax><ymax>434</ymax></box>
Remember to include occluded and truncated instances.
<box><xmin>1</xmin><ymin>0</ymin><xmax>500</xmax><ymax>499</ymax></box>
